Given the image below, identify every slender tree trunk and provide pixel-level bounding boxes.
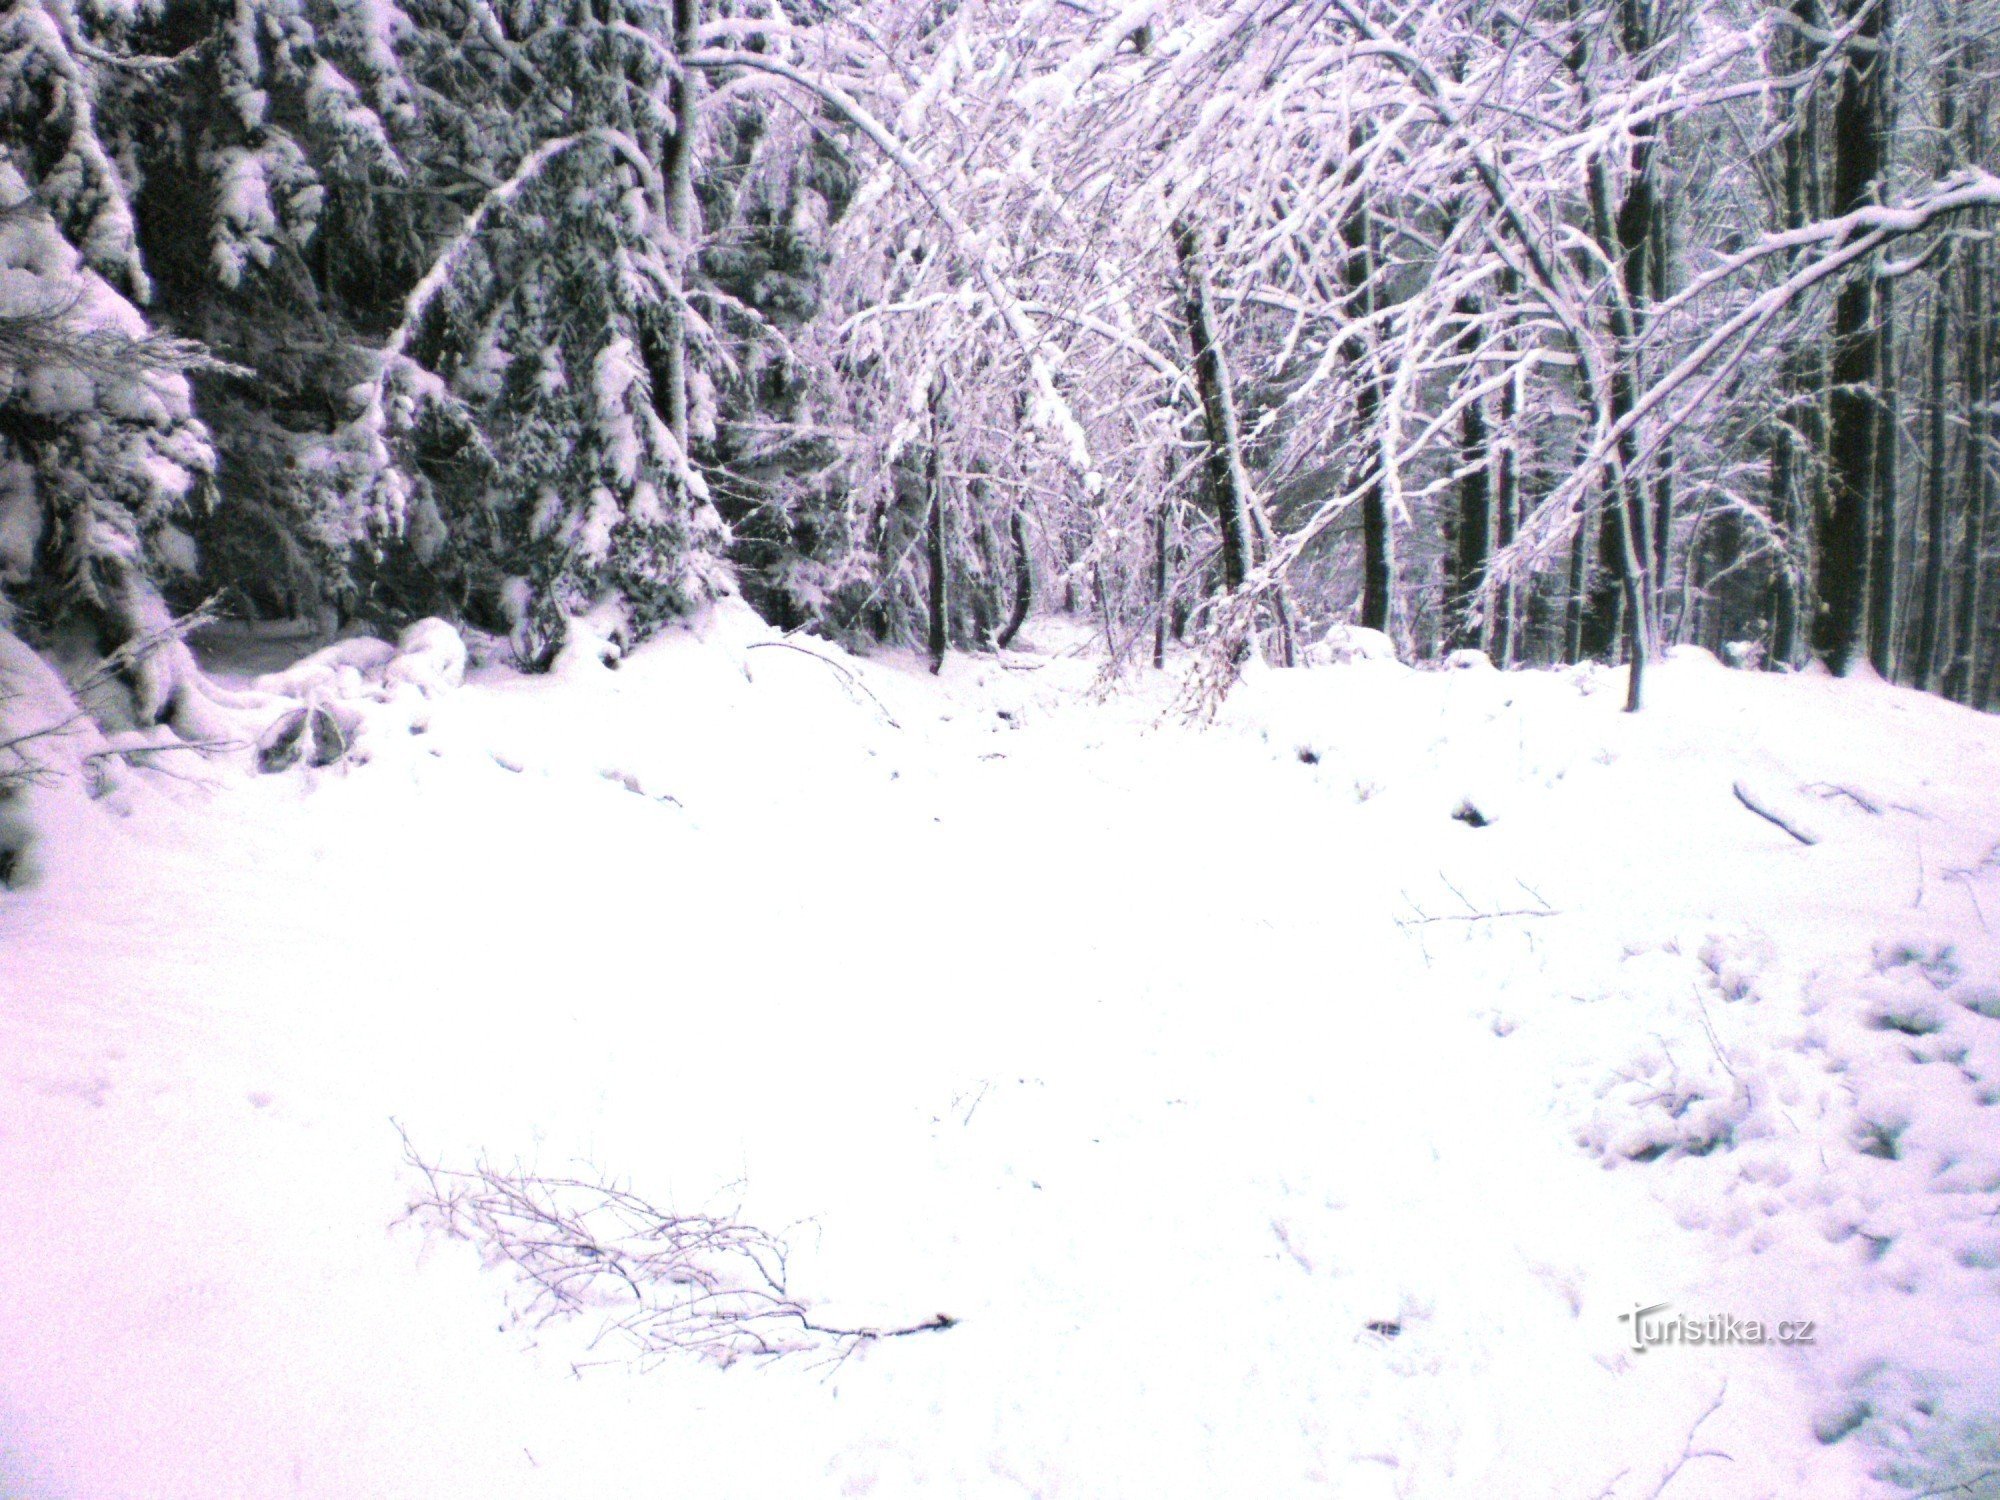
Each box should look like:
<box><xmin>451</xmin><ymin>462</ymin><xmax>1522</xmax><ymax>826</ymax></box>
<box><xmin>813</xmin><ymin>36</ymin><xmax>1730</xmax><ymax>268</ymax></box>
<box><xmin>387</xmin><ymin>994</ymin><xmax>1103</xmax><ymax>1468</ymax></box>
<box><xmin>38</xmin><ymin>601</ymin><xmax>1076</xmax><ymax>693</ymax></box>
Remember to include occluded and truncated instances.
<box><xmin>1360</xmin><ymin>465</ymin><xmax>1391</xmax><ymax>634</ymax></box>
<box><xmin>1450</xmin><ymin>299</ymin><xmax>1491</xmax><ymax>653</ymax></box>
<box><xmin>1582</xmin><ymin>154</ymin><xmax>1656</xmax><ymax>707</ymax></box>
<box><xmin>1493</xmin><ymin>365</ymin><xmax>1521</xmax><ymax>665</ymax></box>
<box><xmin>1770</xmin><ymin>404</ymin><xmax>1802</xmax><ymax>666</ymax></box>
<box><xmin>1945</xmin><ymin>240</ymin><xmax>1989</xmax><ymax>702</ymax></box>
<box><xmin>1913</xmin><ymin>254</ymin><xmax>1954</xmax><ymax>690</ymax></box>
<box><xmin>925</xmin><ymin>373</ymin><xmax>950</xmax><ymax>674</ymax></box>
<box><xmin>997</xmin><ymin>508</ymin><xmax>1031</xmax><ymax>649</ymax></box>
<box><xmin>1611</xmin><ymin>481</ymin><xmax>1653</xmax><ymax>710</ymax></box>
<box><xmin>1564</xmin><ymin>509</ymin><xmax>1589</xmax><ymax>665</ymax></box>
<box><xmin>1573</xmin><ymin>0</ymin><xmax>1658</xmax><ymax>705</ymax></box>
<box><xmin>1868</xmin><ymin>272</ymin><xmax>1900</xmax><ymax>677</ymax></box>
<box><xmin>1244</xmin><ymin>499</ymin><xmax>1299</xmax><ymax>667</ymax></box>
<box><xmin>1152</xmin><ymin>504</ymin><xmax>1170</xmax><ymax>668</ymax></box>
<box><xmin>1647</xmin><ymin>156</ymin><xmax>1677</xmax><ymax>636</ymax></box>
<box><xmin>1173</xmin><ymin>218</ymin><xmax>1252</xmax><ymax>595</ymax></box>
<box><xmin>1813</xmin><ymin>0</ymin><xmax>1889</xmax><ymax>675</ymax></box>
<box><xmin>1341</xmin><ymin>192</ymin><xmax>1392</xmax><ymax>633</ymax></box>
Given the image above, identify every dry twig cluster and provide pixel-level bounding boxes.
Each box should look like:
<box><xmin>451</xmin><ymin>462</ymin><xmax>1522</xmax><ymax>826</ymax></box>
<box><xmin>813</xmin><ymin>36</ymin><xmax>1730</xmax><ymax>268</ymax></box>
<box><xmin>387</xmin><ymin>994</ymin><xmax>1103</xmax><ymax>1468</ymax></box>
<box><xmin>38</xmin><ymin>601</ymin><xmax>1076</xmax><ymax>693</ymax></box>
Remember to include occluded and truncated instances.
<box><xmin>398</xmin><ymin>1127</ymin><xmax>955</xmax><ymax>1371</ymax></box>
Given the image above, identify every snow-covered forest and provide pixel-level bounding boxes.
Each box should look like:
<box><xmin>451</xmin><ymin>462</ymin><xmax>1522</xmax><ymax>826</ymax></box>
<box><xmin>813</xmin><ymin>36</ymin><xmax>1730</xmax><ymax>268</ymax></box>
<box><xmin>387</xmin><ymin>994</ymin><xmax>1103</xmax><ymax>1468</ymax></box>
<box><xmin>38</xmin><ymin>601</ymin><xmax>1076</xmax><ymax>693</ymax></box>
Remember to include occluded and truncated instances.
<box><xmin>3</xmin><ymin>0</ymin><xmax>1999</xmax><ymax>1496</ymax></box>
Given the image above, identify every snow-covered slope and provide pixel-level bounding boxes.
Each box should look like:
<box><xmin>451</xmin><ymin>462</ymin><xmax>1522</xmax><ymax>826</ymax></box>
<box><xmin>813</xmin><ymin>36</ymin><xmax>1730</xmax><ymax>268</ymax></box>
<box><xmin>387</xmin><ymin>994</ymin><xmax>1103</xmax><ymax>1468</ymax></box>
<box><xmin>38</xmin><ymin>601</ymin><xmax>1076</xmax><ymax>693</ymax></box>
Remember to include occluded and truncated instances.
<box><xmin>3</xmin><ymin>608</ymin><xmax>1996</xmax><ymax>1499</ymax></box>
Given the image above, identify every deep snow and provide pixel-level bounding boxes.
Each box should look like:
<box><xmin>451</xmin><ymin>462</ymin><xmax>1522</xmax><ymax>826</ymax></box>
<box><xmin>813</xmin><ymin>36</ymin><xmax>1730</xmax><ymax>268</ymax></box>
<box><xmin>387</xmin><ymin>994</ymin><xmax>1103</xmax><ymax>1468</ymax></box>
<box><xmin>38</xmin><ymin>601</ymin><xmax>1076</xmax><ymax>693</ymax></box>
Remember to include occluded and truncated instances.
<box><xmin>3</xmin><ymin>604</ymin><xmax>1997</xmax><ymax>1498</ymax></box>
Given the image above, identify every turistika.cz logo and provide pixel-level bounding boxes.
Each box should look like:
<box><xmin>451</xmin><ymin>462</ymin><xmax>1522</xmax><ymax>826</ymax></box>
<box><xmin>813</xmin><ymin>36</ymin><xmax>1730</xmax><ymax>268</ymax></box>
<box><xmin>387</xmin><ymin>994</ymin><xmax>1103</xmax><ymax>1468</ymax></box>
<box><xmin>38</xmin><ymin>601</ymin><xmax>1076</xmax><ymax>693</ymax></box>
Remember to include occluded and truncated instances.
<box><xmin>1617</xmin><ymin>1302</ymin><xmax>1817</xmax><ymax>1353</ymax></box>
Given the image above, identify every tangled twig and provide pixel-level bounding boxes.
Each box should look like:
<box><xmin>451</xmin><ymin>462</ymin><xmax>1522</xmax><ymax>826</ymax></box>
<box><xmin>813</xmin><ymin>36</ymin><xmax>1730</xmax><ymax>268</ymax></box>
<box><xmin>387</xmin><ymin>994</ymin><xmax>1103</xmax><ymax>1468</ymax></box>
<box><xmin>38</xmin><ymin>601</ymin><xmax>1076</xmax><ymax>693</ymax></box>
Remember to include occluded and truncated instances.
<box><xmin>396</xmin><ymin>1124</ymin><xmax>955</xmax><ymax>1372</ymax></box>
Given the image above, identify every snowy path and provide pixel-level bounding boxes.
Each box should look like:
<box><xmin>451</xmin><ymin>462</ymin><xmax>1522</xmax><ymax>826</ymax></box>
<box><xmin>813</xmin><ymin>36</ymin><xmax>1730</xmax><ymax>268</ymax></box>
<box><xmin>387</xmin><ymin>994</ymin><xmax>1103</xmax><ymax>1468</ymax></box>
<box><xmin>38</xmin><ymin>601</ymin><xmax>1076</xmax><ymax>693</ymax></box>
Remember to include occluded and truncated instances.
<box><xmin>4</xmin><ymin>614</ymin><xmax>1996</xmax><ymax>1498</ymax></box>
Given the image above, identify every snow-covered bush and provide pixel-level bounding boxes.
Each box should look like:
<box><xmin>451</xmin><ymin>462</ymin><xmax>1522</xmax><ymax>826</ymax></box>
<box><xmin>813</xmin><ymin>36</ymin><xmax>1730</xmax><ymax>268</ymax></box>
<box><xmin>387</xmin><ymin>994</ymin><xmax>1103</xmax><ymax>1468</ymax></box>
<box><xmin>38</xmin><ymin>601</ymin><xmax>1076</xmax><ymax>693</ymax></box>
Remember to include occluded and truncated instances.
<box><xmin>0</xmin><ymin>625</ymin><xmax>110</xmax><ymax>887</ymax></box>
<box><xmin>0</xmin><ymin>155</ymin><xmax>241</xmax><ymax>736</ymax></box>
<box><xmin>382</xmin><ymin>617</ymin><xmax>465</xmax><ymax>698</ymax></box>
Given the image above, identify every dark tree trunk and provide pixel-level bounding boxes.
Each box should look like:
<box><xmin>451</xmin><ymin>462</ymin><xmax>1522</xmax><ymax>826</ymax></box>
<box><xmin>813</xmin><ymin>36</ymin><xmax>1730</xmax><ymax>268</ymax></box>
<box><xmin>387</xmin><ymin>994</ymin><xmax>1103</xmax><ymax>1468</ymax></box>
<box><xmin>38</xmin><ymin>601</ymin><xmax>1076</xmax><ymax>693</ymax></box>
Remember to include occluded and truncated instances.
<box><xmin>996</xmin><ymin>509</ymin><xmax>1031</xmax><ymax>649</ymax></box>
<box><xmin>1913</xmin><ymin>254</ymin><xmax>1953</xmax><ymax>690</ymax></box>
<box><xmin>1152</xmin><ymin>505</ymin><xmax>1170</xmax><ymax>668</ymax></box>
<box><xmin>1945</xmin><ymin>240</ymin><xmax>1989</xmax><ymax>703</ymax></box>
<box><xmin>1769</xmin><ymin>413</ymin><xmax>1804</xmax><ymax>665</ymax></box>
<box><xmin>1341</xmin><ymin>192</ymin><xmax>1392</xmax><ymax>633</ymax></box>
<box><xmin>1091</xmin><ymin>562</ymin><xmax>1117</xmax><ymax>656</ymax></box>
<box><xmin>1578</xmin><ymin>505</ymin><xmax>1626</xmax><ymax>661</ymax></box>
<box><xmin>1450</xmin><ymin>299</ymin><xmax>1491</xmax><ymax>653</ymax></box>
<box><xmin>1812</xmin><ymin>0</ymin><xmax>1889</xmax><ymax>675</ymax></box>
<box><xmin>1769</xmin><ymin>412</ymin><xmax>1802</xmax><ymax>668</ymax></box>
<box><xmin>925</xmin><ymin>373</ymin><xmax>949</xmax><ymax>674</ymax></box>
<box><xmin>1867</xmin><ymin>273</ymin><xmax>1900</xmax><ymax>677</ymax></box>
<box><xmin>1648</xmin><ymin>197</ymin><xmax>1676</xmax><ymax>637</ymax></box>
<box><xmin>1360</xmin><ymin>477</ymin><xmax>1391</xmax><ymax>635</ymax></box>
<box><xmin>1174</xmin><ymin>218</ymin><xmax>1252</xmax><ymax>594</ymax></box>
<box><xmin>1769</xmin><ymin>0</ymin><xmax>1824</xmax><ymax>671</ymax></box>
<box><xmin>1564</xmin><ymin>509</ymin><xmax>1589</xmax><ymax>665</ymax></box>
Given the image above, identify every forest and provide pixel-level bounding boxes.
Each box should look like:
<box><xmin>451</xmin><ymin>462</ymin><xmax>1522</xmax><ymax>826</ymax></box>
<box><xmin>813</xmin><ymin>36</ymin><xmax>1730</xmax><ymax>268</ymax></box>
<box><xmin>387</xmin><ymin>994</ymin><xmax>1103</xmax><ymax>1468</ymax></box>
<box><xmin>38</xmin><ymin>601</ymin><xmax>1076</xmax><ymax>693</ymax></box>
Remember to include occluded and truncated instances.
<box><xmin>0</xmin><ymin>0</ymin><xmax>1995</xmax><ymax>728</ymax></box>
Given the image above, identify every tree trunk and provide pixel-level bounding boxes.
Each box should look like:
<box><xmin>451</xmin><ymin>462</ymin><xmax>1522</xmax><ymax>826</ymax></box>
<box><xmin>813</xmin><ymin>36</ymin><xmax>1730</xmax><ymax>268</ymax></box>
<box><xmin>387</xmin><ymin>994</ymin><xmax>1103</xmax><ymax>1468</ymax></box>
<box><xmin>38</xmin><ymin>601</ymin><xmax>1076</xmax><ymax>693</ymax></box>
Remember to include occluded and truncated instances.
<box><xmin>1492</xmin><ymin>365</ymin><xmax>1521</xmax><ymax>665</ymax></box>
<box><xmin>1945</xmin><ymin>239</ymin><xmax>1989</xmax><ymax>702</ymax></box>
<box><xmin>661</xmin><ymin>0</ymin><xmax>701</xmax><ymax>457</ymax></box>
<box><xmin>1573</xmin><ymin>0</ymin><xmax>1659</xmax><ymax>706</ymax></box>
<box><xmin>1360</xmin><ymin>474</ymin><xmax>1391</xmax><ymax>634</ymax></box>
<box><xmin>1769</xmin><ymin>416</ymin><xmax>1802</xmax><ymax>668</ymax></box>
<box><xmin>1173</xmin><ymin>218</ymin><xmax>1253</xmax><ymax>595</ymax></box>
<box><xmin>1581</xmin><ymin>151</ymin><xmax>1656</xmax><ymax>707</ymax></box>
<box><xmin>1245</xmin><ymin>498</ymin><xmax>1299</xmax><ymax>667</ymax></box>
<box><xmin>997</xmin><ymin>508</ymin><xmax>1031</xmax><ymax>649</ymax></box>
<box><xmin>1867</xmin><ymin>272</ymin><xmax>1900</xmax><ymax>677</ymax></box>
<box><xmin>1152</xmin><ymin>504</ymin><xmax>1170</xmax><ymax>669</ymax></box>
<box><xmin>925</xmin><ymin>373</ymin><xmax>950</xmax><ymax>674</ymax></box>
<box><xmin>1450</xmin><ymin>300</ymin><xmax>1491</xmax><ymax>653</ymax></box>
<box><xmin>1341</xmin><ymin>192</ymin><xmax>1392</xmax><ymax>633</ymax></box>
<box><xmin>1812</xmin><ymin>0</ymin><xmax>1889</xmax><ymax>675</ymax></box>
<box><xmin>1913</xmin><ymin>254</ymin><xmax>1953</xmax><ymax>690</ymax></box>
<box><xmin>1564</xmin><ymin>508</ymin><xmax>1589</xmax><ymax>665</ymax></box>
<box><xmin>1769</xmin><ymin>0</ymin><xmax>1824</xmax><ymax>671</ymax></box>
<box><xmin>1648</xmin><ymin>195</ymin><xmax>1677</xmax><ymax>638</ymax></box>
<box><xmin>1910</xmin><ymin>49</ymin><xmax>1960</xmax><ymax>690</ymax></box>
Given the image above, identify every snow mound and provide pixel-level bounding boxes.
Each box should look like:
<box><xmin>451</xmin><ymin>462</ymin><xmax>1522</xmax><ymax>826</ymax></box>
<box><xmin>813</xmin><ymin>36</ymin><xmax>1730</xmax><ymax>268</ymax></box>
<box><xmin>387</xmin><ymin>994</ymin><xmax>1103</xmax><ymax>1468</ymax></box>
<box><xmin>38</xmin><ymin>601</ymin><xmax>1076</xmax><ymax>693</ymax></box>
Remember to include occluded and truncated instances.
<box><xmin>1305</xmin><ymin>623</ymin><xmax>1399</xmax><ymax>666</ymax></box>
<box><xmin>384</xmin><ymin>618</ymin><xmax>468</xmax><ymax>698</ymax></box>
<box><xmin>254</xmin><ymin>635</ymin><xmax>400</xmax><ymax>699</ymax></box>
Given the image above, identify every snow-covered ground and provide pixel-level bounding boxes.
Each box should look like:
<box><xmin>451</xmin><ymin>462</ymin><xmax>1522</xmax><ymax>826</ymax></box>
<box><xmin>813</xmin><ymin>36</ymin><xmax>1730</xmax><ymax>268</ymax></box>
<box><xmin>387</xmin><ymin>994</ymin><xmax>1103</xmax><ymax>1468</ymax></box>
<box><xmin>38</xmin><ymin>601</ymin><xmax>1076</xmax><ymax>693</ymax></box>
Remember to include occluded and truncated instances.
<box><xmin>3</xmin><ymin>605</ymin><xmax>1998</xmax><ymax>1499</ymax></box>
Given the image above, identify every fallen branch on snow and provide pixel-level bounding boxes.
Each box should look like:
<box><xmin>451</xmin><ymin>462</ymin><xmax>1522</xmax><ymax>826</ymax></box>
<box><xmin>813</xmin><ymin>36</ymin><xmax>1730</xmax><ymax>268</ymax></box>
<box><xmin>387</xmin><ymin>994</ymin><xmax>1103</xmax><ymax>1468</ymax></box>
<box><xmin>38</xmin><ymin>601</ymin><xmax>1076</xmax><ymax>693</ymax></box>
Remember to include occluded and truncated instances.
<box><xmin>1805</xmin><ymin>782</ymin><xmax>1882</xmax><ymax>815</ymax></box>
<box><xmin>1645</xmin><ymin>1380</ymin><xmax>1731</xmax><ymax>1498</ymax></box>
<box><xmin>397</xmin><ymin>1124</ymin><xmax>954</xmax><ymax>1372</ymax></box>
<box><xmin>1731</xmin><ymin>780</ymin><xmax>1820</xmax><ymax>846</ymax></box>
<box><xmin>742</xmin><ymin>641</ymin><xmax>902</xmax><ymax>730</ymax></box>
<box><xmin>1396</xmin><ymin>905</ymin><xmax>1560</xmax><ymax>927</ymax></box>
<box><xmin>1396</xmin><ymin>875</ymin><xmax>1559</xmax><ymax>927</ymax></box>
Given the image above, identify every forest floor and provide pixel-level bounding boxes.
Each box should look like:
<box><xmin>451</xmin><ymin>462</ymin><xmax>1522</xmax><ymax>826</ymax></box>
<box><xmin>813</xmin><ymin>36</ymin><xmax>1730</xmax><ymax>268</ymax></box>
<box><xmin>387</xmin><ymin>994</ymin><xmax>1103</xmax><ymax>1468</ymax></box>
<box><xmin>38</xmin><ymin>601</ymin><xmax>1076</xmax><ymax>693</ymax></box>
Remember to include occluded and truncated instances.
<box><xmin>3</xmin><ymin>602</ymin><xmax>1999</xmax><ymax>1499</ymax></box>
